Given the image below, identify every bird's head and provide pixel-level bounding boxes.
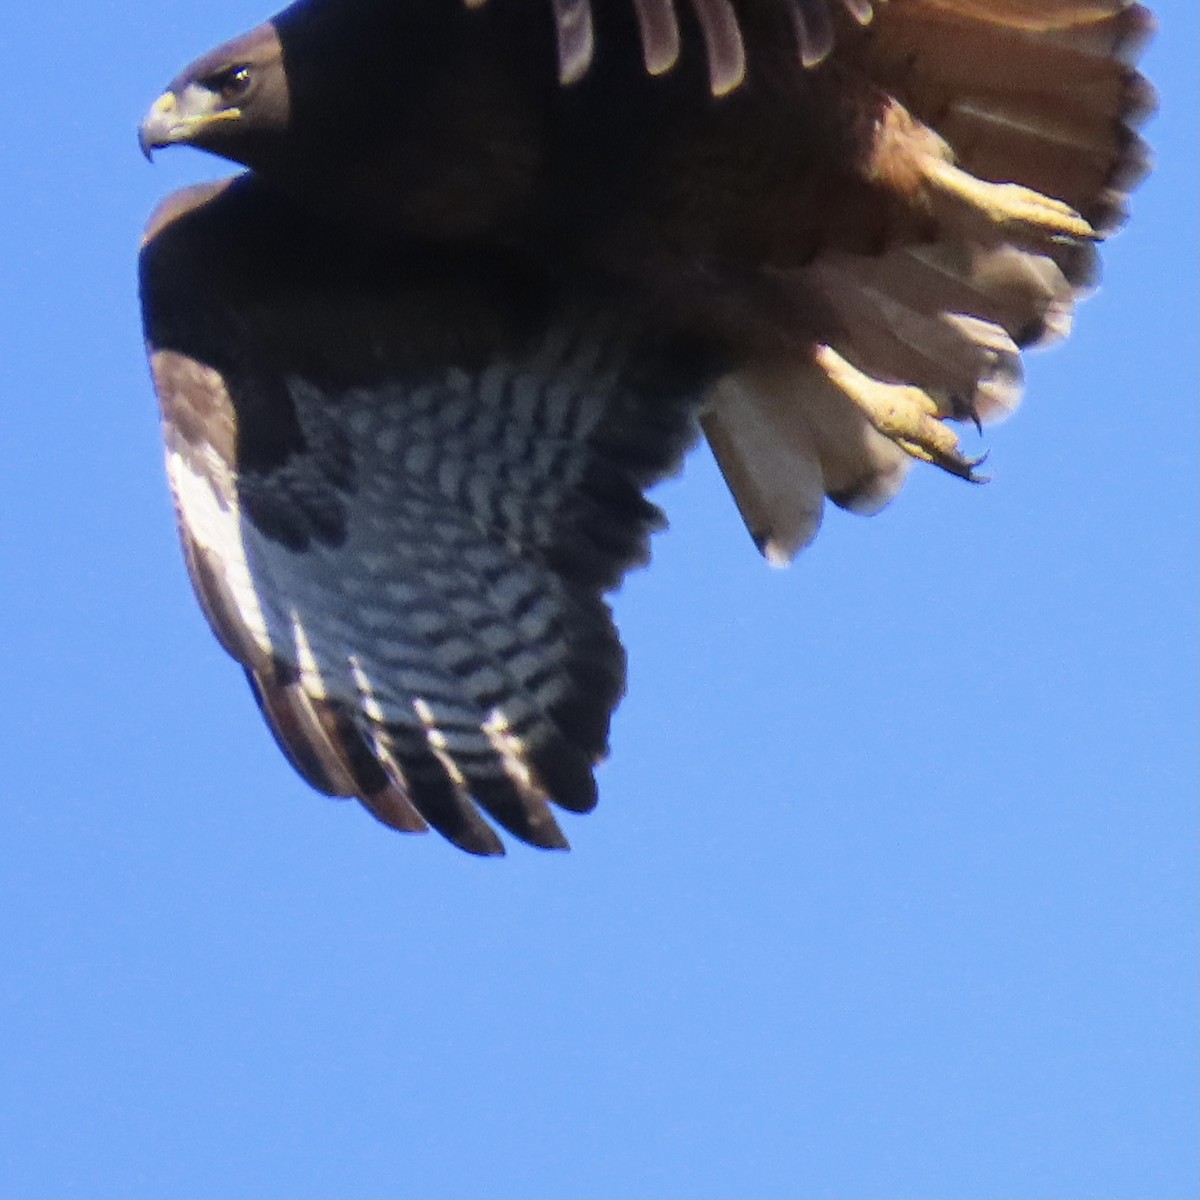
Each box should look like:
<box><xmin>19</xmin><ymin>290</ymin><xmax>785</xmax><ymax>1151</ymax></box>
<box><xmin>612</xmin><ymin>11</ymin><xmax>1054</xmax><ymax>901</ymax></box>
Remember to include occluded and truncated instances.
<box><xmin>138</xmin><ymin>23</ymin><xmax>291</xmax><ymax>164</ymax></box>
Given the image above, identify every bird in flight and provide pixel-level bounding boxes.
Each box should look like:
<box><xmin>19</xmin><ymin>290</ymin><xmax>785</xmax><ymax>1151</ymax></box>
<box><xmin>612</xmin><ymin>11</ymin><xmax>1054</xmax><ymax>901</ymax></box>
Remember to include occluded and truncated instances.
<box><xmin>138</xmin><ymin>0</ymin><xmax>1153</xmax><ymax>854</ymax></box>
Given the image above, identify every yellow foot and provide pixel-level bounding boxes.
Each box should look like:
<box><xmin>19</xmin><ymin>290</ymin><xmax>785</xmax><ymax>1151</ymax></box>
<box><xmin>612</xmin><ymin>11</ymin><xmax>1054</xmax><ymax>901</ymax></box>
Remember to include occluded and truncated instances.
<box><xmin>924</xmin><ymin>158</ymin><xmax>1098</xmax><ymax>245</ymax></box>
<box><xmin>813</xmin><ymin>345</ymin><xmax>986</xmax><ymax>481</ymax></box>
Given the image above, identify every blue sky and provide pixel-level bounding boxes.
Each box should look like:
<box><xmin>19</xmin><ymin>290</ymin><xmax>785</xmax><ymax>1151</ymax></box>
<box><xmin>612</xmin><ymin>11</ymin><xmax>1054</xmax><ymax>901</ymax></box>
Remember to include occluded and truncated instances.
<box><xmin>0</xmin><ymin>3</ymin><xmax>1195</xmax><ymax>1197</ymax></box>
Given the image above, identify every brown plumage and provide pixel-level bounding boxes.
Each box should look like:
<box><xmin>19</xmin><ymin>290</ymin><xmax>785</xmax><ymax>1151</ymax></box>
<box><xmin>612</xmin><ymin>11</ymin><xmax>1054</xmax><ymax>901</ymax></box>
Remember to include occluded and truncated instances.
<box><xmin>138</xmin><ymin>0</ymin><xmax>1153</xmax><ymax>852</ymax></box>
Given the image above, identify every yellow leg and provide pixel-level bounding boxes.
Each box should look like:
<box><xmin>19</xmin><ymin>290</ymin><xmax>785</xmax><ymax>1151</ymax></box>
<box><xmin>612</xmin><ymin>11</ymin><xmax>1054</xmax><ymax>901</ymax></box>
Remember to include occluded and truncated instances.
<box><xmin>813</xmin><ymin>345</ymin><xmax>986</xmax><ymax>481</ymax></box>
<box><xmin>923</xmin><ymin>158</ymin><xmax>1098</xmax><ymax>245</ymax></box>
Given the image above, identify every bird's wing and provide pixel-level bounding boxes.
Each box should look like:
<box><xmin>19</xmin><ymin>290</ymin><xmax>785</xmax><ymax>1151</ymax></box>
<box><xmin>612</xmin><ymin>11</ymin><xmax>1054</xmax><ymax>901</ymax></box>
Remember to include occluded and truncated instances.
<box><xmin>139</xmin><ymin>176</ymin><xmax>708</xmax><ymax>854</ymax></box>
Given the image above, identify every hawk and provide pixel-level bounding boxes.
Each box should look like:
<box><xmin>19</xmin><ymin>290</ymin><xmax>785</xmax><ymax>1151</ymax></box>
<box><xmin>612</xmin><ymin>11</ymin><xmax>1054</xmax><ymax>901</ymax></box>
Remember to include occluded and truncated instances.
<box><xmin>138</xmin><ymin>0</ymin><xmax>1153</xmax><ymax>853</ymax></box>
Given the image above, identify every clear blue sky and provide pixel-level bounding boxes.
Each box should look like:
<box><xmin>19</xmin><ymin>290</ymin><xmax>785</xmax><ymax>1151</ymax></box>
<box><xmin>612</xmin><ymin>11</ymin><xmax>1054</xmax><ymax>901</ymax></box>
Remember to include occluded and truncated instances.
<box><xmin>1</xmin><ymin>3</ymin><xmax>1195</xmax><ymax>1197</ymax></box>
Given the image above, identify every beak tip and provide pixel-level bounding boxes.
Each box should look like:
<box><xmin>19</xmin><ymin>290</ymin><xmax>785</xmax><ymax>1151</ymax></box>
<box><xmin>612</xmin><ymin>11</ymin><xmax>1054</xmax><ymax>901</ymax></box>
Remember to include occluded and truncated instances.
<box><xmin>138</xmin><ymin>90</ymin><xmax>179</xmax><ymax>162</ymax></box>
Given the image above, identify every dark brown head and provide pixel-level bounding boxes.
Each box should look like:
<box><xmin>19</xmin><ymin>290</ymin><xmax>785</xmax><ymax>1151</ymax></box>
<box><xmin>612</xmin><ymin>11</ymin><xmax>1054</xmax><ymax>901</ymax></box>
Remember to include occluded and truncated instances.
<box><xmin>138</xmin><ymin>22</ymin><xmax>291</xmax><ymax>165</ymax></box>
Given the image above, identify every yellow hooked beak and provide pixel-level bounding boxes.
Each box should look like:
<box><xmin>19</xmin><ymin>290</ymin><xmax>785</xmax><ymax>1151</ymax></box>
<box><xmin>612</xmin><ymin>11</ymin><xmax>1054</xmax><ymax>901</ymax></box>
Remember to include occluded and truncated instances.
<box><xmin>138</xmin><ymin>89</ymin><xmax>243</xmax><ymax>160</ymax></box>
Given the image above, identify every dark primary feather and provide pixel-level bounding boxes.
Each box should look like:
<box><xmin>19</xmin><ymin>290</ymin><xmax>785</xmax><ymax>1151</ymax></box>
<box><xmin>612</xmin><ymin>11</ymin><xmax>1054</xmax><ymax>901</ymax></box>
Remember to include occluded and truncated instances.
<box><xmin>141</xmin><ymin>177</ymin><xmax>719</xmax><ymax>853</ymax></box>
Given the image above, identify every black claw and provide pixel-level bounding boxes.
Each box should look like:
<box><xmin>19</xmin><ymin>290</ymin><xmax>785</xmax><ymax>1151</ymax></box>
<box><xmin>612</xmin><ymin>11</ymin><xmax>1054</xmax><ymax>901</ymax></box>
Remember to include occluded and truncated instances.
<box><xmin>947</xmin><ymin>392</ymin><xmax>984</xmax><ymax>435</ymax></box>
<box><xmin>936</xmin><ymin>448</ymin><xmax>990</xmax><ymax>484</ymax></box>
<box><xmin>964</xmin><ymin>451</ymin><xmax>990</xmax><ymax>485</ymax></box>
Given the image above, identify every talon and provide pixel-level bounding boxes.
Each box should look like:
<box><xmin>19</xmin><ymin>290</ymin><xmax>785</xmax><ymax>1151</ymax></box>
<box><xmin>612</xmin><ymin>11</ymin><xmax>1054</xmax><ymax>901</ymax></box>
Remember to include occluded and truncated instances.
<box><xmin>947</xmin><ymin>391</ymin><xmax>984</xmax><ymax>434</ymax></box>
<box><xmin>895</xmin><ymin>439</ymin><xmax>987</xmax><ymax>482</ymax></box>
<box><xmin>965</xmin><ymin>450</ymin><xmax>990</xmax><ymax>484</ymax></box>
<box><xmin>923</xmin><ymin>158</ymin><xmax>1099</xmax><ymax>245</ymax></box>
<box><xmin>814</xmin><ymin>344</ymin><xmax>988</xmax><ymax>483</ymax></box>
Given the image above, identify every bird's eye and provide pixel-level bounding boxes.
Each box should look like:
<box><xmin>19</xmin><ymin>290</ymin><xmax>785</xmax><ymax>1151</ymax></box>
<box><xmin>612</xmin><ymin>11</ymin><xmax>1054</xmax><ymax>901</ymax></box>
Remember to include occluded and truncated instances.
<box><xmin>204</xmin><ymin>65</ymin><xmax>252</xmax><ymax>101</ymax></box>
